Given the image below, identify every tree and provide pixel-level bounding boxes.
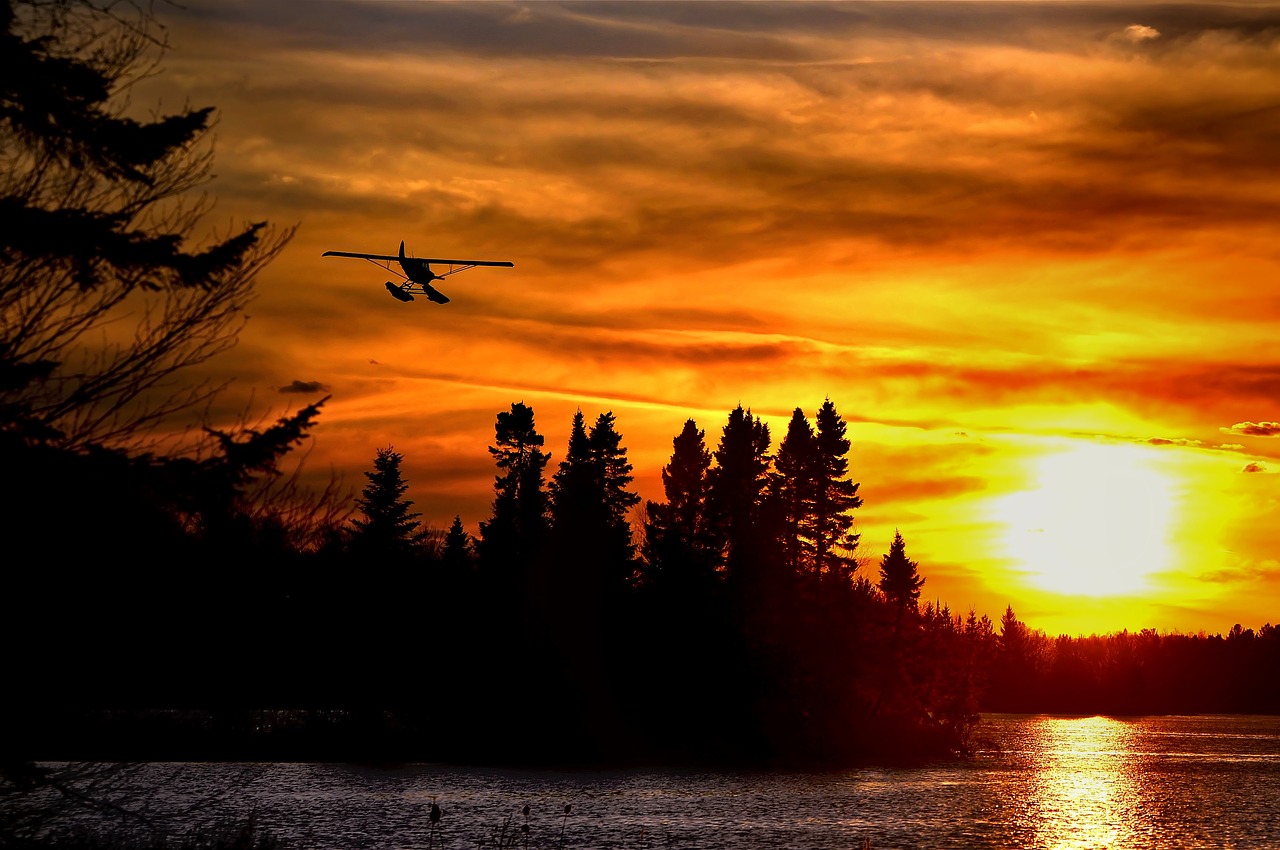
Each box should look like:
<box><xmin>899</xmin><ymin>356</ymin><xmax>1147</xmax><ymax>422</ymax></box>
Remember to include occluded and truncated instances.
<box><xmin>1</xmin><ymin>0</ymin><xmax>295</xmax><ymax>453</ymax></box>
<box><xmin>548</xmin><ymin>409</ymin><xmax>640</xmax><ymax>594</ymax></box>
<box><xmin>549</xmin><ymin>408</ymin><xmax>596</xmax><ymax>534</ymax></box>
<box><xmin>348</xmin><ymin>445</ymin><xmax>421</xmax><ymax>558</ymax></box>
<box><xmin>879</xmin><ymin>529</ymin><xmax>924</xmax><ymax>613</ymax></box>
<box><xmin>706</xmin><ymin>404</ymin><xmax>772</xmax><ymax>584</ymax></box>
<box><xmin>771</xmin><ymin>407</ymin><xmax>817</xmax><ymax>581</ymax></box>
<box><xmin>642</xmin><ymin>418</ymin><xmax>717</xmax><ymax>593</ymax></box>
<box><xmin>0</xmin><ymin>0</ymin><xmax>326</xmax><ymax>730</ymax></box>
<box><xmin>812</xmin><ymin>398</ymin><xmax>863</xmax><ymax>587</ymax></box>
<box><xmin>478</xmin><ymin>401</ymin><xmax>550</xmax><ymax>573</ymax></box>
<box><xmin>442</xmin><ymin>514</ymin><xmax>473</xmax><ymax>571</ymax></box>
<box><xmin>589</xmin><ymin>409</ymin><xmax>641</xmax><ymax>578</ymax></box>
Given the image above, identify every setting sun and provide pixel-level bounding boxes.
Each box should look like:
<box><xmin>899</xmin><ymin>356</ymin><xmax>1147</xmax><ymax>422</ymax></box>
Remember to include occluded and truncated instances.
<box><xmin>991</xmin><ymin>441</ymin><xmax>1179</xmax><ymax>598</ymax></box>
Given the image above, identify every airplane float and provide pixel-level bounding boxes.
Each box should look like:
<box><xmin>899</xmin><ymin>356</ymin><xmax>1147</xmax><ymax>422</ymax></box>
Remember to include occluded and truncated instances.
<box><xmin>322</xmin><ymin>240</ymin><xmax>514</xmax><ymax>304</ymax></box>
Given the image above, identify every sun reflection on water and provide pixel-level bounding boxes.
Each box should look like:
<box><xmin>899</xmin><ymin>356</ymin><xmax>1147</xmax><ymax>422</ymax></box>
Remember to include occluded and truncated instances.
<box><xmin>1021</xmin><ymin>716</ymin><xmax>1143</xmax><ymax>850</ymax></box>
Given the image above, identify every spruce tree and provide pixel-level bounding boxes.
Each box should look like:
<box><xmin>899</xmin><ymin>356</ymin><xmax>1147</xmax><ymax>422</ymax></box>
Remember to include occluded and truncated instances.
<box><xmin>1</xmin><ymin>0</ymin><xmax>294</xmax><ymax>451</ymax></box>
<box><xmin>479</xmin><ymin>401</ymin><xmax>550</xmax><ymax>571</ymax></box>
<box><xmin>878</xmin><ymin>529</ymin><xmax>924</xmax><ymax>612</ymax></box>
<box><xmin>349</xmin><ymin>446</ymin><xmax>422</xmax><ymax>557</ymax></box>
<box><xmin>442</xmin><ymin>514</ymin><xmax>472</xmax><ymax>570</ymax></box>
<box><xmin>813</xmin><ymin>398</ymin><xmax>863</xmax><ymax>586</ymax></box>
<box><xmin>706</xmin><ymin>404</ymin><xmax>772</xmax><ymax>581</ymax></box>
<box><xmin>549</xmin><ymin>408</ymin><xmax>595</xmax><ymax>533</ymax></box>
<box><xmin>589</xmin><ymin>410</ymin><xmax>641</xmax><ymax>570</ymax></box>
<box><xmin>549</xmin><ymin>409</ymin><xmax>640</xmax><ymax>593</ymax></box>
<box><xmin>772</xmin><ymin>407</ymin><xmax>818</xmax><ymax>581</ymax></box>
<box><xmin>642</xmin><ymin>418</ymin><xmax>717</xmax><ymax>592</ymax></box>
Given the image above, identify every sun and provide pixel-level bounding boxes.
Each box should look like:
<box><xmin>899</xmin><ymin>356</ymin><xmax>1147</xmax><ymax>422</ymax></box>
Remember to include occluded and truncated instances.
<box><xmin>990</xmin><ymin>440</ymin><xmax>1179</xmax><ymax>597</ymax></box>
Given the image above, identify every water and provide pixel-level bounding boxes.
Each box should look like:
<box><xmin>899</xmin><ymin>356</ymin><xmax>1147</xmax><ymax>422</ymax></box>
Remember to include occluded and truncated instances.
<box><xmin>49</xmin><ymin>714</ymin><xmax>1280</xmax><ymax>849</ymax></box>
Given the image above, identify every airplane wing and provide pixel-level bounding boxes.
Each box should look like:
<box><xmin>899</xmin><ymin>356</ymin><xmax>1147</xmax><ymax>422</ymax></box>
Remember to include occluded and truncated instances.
<box><xmin>322</xmin><ymin>251</ymin><xmax>400</xmax><ymax>262</ymax></box>
<box><xmin>323</xmin><ymin>250</ymin><xmax>513</xmax><ymax>267</ymax></box>
<box><xmin>421</xmin><ymin>258</ymin><xmax>515</xmax><ymax>268</ymax></box>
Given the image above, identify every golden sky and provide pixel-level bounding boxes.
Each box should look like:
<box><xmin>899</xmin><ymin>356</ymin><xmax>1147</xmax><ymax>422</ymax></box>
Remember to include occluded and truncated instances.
<box><xmin>137</xmin><ymin>0</ymin><xmax>1280</xmax><ymax>638</ymax></box>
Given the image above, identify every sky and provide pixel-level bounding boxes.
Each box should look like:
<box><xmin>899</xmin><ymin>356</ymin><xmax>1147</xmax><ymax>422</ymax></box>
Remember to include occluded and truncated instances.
<box><xmin>134</xmin><ymin>0</ymin><xmax>1280</xmax><ymax>638</ymax></box>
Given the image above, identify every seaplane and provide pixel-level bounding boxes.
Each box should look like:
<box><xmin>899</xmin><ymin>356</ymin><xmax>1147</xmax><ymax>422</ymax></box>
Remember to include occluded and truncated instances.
<box><xmin>322</xmin><ymin>240</ymin><xmax>514</xmax><ymax>304</ymax></box>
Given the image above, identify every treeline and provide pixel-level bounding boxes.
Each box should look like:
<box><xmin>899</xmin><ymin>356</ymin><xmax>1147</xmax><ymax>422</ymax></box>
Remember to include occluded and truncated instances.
<box><xmin>8</xmin><ymin>396</ymin><xmax>991</xmax><ymax>767</ymax></box>
<box><xmin>987</xmin><ymin>612</ymin><xmax>1280</xmax><ymax>716</ymax></box>
<box><xmin>10</xmin><ymin>393</ymin><xmax>1278</xmax><ymax>769</ymax></box>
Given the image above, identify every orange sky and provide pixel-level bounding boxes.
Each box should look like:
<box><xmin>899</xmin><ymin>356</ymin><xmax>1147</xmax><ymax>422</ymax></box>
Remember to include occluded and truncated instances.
<box><xmin>134</xmin><ymin>0</ymin><xmax>1280</xmax><ymax>638</ymax></box>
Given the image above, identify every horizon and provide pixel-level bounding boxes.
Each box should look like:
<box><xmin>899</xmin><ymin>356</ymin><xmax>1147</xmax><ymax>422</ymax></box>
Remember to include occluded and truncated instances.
<box><xmin>122</xmin><ymin>0</ymin><xmax>1280</xmax><ymax>638</ymax></box>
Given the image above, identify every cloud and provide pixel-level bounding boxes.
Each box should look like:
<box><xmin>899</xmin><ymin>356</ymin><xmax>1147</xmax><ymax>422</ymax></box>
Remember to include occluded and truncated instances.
<box><xmin>1202</xmin><ymin>558</ymin><xmax>1280</xmax><ymax>583</ymax></box>
<box><xmin>1124</xmin><ymin>24</ymin><xmax>1161</xmax><ymax>42</ymax></box>
<box><xmin>1146</xmin><ymin>436</ymin><xmax>1204</xmax><ymax>447</ymax></box>
<box><xmin>279</xmin><ymin>380</ymin><xmax>330</xmax><ymax>394</ymax></box>
<box><xmin>1243</xmin><ymin>462</ymin><xmax>1267</xmax><ymax>473</ymax></box>
<box><xmin>1221</xmin><ymin>421</ymin><xmax>1280</xmax><ymax>437</ymax></box>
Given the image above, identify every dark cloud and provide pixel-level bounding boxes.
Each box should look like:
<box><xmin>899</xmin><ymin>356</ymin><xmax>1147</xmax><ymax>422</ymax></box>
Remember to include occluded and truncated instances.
<box><xmin>173</xmin><ymin>2</ymin><xmax>1280</xmax><ymax>60</ymax></box>
<box><xmin>1222</xmin><ymin>420</ymin><xmax>1280</xmax><ymax>437</ymax></box>
<box><xmin>1243</xmin><ymin>462</ymin><xmax>1267</xmax><ymax>473</ymax></box>
<box><xmin>279</xmin><ymin>380</ymin><xmax>330</xmax><ymax>394</ymax></box>
<box><xmin>1146</xmin><ymin>437</ymin><xmax>1204</xmax><ymax>447</ymax></box>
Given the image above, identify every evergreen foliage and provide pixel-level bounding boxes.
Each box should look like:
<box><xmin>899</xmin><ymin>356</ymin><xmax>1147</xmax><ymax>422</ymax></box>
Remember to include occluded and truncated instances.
<box><xmin>0</xmin><ymin>0</ymin><xmax>295</xmax><ymax>452</ymax></box>
<box><xmin>479</xmin><ymin>401</ymin><xmax>550</xmax><ymax>578</ymax></box>
<box><xmin>349</xmin><ymin>446</ymin><xmax>422</xmax><ymax>557</ymax></box>
<box><xmin>879</xmin><ymin>529</ymin><xmax>925</xmax><ymax>612</ymax></box>
<box><xmin>443</xmin><ymin>514</ymin><xmax>473</xmax><ymax>570</ymax></box>
<box><xmin>813</xmin><ymin>398</ymin><xmax>863</xmax><ymax>586</ymax></box>
<box><xmin>642</xmin><ymin>418</ymin><xmax>717</xmax><ymax>595</ymax></box>
<box><xmin>706</xmin><ymin>404</ymin><xmax>772</xmax><ymax>598</ymax></box>
<box><xmin>772</xmin><ymin>407</ymin><xmax>818</xmax><ymax>581</ymax></box>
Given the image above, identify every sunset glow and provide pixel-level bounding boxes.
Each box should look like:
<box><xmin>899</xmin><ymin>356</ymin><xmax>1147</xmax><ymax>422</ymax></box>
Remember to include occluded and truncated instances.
<box><xmin>990</xmin><ymin>441</ymin><xmax>1179</xmax><ymax>598</ymax></box>
<box><xmin>133</xmin><ymin>0</ymin><xmax>1280</xmax><ymax>638</ymax></box>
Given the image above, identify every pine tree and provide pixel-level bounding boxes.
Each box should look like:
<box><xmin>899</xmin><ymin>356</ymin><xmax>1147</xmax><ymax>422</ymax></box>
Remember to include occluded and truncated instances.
<box><xmin>642</xmin><ymin>418</ymin><xmax>717</xmax><ymax>592</ymax></box>
<box><xmin>589</xmin><ymin>410</ymin><xmax>641</xmax><ymax>570</ymax></box>
<box><xmin>349</xmin><ymin>446</ymin><xmax>421</xmax><ymax>557</ymax></box>
<box><xmin>549</xmin><ymin>409</ymin><xmax>596</xmax><ymax>533</ymax></box>
<box><xmin>706</xmin><ymin>404</ymin><xmax>772</xmax><ymax>581</ymax></box>
<box><xmin>1</xmin><ymin>0</ymin><xmax>295</xmax><ymax>451</ymax></box>
<box><xmin>549</xmin><ymin>409</ymin><xmax>640</xmax><ymax>593</ymax></box>
<box><xmin>772</xmin><ymin>407</ymin><xmax>818</xmax><ymax>581</ymax></box>
<box><xmin>813</xmin><ymin>398</ymin><xmax>863</xmax><ymax>586</ymax></box>
<box><xmin>442</xmin><ymin>515</ymin><xmax>472</xmax><ymax>570</ymax></box>
<box><xmin>878</xmin><ymin>529</ymin><xmax>924</xmax><ymax>612</ymax></box>
<box><xmin>479</xmin><ymin>401</ymin><xmax>550</xmax><ymax>570</ymax></box>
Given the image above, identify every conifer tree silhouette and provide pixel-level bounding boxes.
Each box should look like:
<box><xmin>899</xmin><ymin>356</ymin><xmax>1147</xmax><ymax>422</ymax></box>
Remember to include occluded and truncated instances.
<box><xmin>349</xmin><ymin>445</ymin><xmax>422</xmax><ymax>558</ymax></box>
<box><xmin>589</xmin><ymin>410</ymin><xmax>641</xmax><ymax>586</ymax></box>
<box><xmin>879</xmin><ymin>529</ymin><xmax>924</xmax><ymax>613</ymax></box>
<box><xmin>0</xmin><ymin>0</ymin><xmax>295</xmax><ymax>452</ymax></box>
<box><xmin>813</xmin><ymin>398</ymin><xmax>863</xmax><ymax>587</ymax></box>
<box><xmin>706</xmin><ymin>404</ymin><xmax>772</xmax><ymax>589</ymax></box>
<box><xmin>443</xmin><ymin>514</ymin><xmax>473</xmax><ymax>571</ymax></box>
<box><xmin>479</xmin><ymin>402</ymin><xmax>550</xmax><ymax>577</ymax></box>
<box><xmin>772</xmin><ymin>407</ymin><xmax>818</xmax><ymax>582</ymax></box>
<box><xmin>642</xmin><ymin>418</ymin><xmax>717</xmax><ymax>594</ymax></box>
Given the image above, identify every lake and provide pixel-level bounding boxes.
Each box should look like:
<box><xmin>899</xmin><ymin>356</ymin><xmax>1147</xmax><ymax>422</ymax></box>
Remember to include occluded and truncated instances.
<box><xmin>62</xmin><ymin>714</ymin><xmax>1280</xmax><ymax>849</ymax></box>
